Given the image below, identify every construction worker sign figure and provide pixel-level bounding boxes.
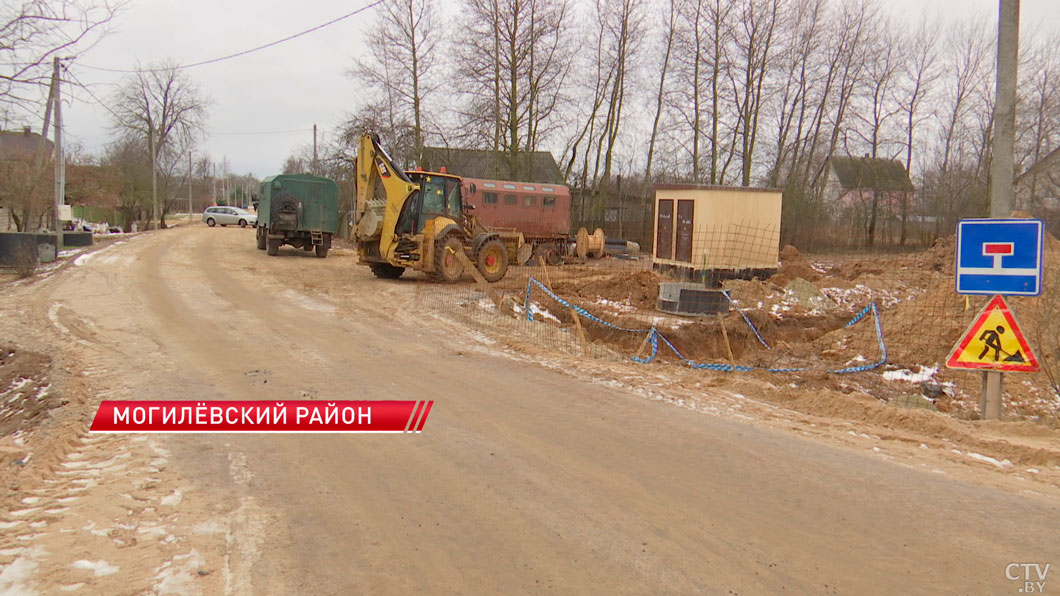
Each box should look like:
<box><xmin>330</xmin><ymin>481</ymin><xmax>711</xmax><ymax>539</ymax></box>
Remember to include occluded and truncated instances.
<box><xmin>978</xmin><ymin>326</ymin><xmax>1005</xmax><ymax>361</ymax></box>
<box><xmin>947</xmin><ymin>295</ymin><xmax>1039</xmax><ymax>372</ymax></box>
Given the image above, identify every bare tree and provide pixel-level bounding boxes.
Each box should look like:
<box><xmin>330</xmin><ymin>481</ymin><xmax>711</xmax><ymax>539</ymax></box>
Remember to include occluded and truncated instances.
<box><xmin>0</xmin><ymin>150</ymin><xmax>51</xmax><ymax>231</ymax></box>
<box><xmin>109</xmin><ymin>60</ymin><xmax>209</xmax><ymax>228</ymax></box>
<box><xmin>1016</xmin><ymin>30</ymin><xmax>1060</xmax><ymax>213</ymax></box>
<box><xmin>892</xmin><ymin>15</ymin><xmax>941</xmax><ymax>244</ymax></box>
<box><xmin>850</xmin><ymin>14</ymin><xmax>901</xmax><ymax>246</ymax></box>
<box><xmin>764</xmin><ymin>0</ymin><xmax>825</xmax><ymax>187</ymax></box>
<box><xmin>588</xmin><ymin>0</ymin><xmax>645</xmax><ymax>191</ymax></box>
<box><xmin>350</xmin><ymin>0</ymin><xmax>440</xmax><ymax>165</ymax></box>
<box><xmin>0</xmin><ymin>0</ymin><xmax>124</xmax><ymax>116</ymax></box>
<box><xmin>101</xmin><ymin>135</ymin><xmax>150</xmax><ymax>231</ymax></box>
<box><xmin>642</xmin><ymin>0</ymin><xmax>678</xmax><ymax>198</ymax></box>
<box><xmin>732</xmin><ymin>0</ymin><xmax>779</xmax><ymax>186</ymax></box>
<box><xmin>454</xmin><ymin>0</ymin><xmax>573</xmax><ymax>179</ymax></box>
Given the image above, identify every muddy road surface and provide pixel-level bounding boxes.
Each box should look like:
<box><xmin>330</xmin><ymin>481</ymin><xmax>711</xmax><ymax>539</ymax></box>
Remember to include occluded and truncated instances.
<box><xmin>1</xmin><ymin>224</ymin><xmax>1057</xmax><ymax>595</ymax></box>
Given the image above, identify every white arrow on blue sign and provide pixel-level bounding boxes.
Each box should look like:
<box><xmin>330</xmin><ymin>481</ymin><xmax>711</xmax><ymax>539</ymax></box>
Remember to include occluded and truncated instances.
<box><xmin>955</xmin><ymin>218</ymin><xmax>1044</xmax><ymax>296</ymax></box>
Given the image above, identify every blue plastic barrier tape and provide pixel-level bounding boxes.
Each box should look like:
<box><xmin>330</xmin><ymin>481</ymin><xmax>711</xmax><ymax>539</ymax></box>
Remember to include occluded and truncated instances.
<box><xmin>521</xmin><ymin>277</ymin><xmax>887</xmax><ymax>374</ymax></box>
<box><xmin>722</xmin><ymin>290</ymin><xmax>772</xmax><ymax>349</ymax></box>
<box><xmin>525</xmin><ymin>277</ymin><xmax>651</xmax><ymax>333</ymax></box>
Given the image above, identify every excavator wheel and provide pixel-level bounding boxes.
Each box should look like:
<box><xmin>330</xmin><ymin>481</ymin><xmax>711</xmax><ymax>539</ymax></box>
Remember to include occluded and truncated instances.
<box><xmin>475</xmin><ymin>239</ymin><xmax>509</xmax><ymax>283</ymax></box>
<box><xmin>433</xmin><ymin>235</ymin><xmax>465</xmax><ymax>283</ymax></box>
<box><xmin>370</xmin><ymin>263</ymin><xmax>406</xmax><ymax>279</ymax></box>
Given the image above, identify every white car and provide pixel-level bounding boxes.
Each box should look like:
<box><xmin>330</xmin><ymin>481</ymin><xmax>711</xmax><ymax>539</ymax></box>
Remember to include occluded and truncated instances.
<box><xmin>203</xmin><ymin>206</ymin><xmax>257</xmax><ymax>228</ymax></box>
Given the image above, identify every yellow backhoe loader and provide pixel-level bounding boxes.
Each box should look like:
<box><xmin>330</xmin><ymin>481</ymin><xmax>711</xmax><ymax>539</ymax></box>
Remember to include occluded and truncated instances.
<box><xmin>353</xmin><ymin>133</ymin><xmax>526</xmax><ymax>282</ymax></box>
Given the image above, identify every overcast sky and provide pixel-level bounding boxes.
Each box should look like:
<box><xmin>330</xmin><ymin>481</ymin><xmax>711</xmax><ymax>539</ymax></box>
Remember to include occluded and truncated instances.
<box><xmin>61</xmin><ymin>0</ymin><xmax>1060</xmax><ymax>179</ymax></box>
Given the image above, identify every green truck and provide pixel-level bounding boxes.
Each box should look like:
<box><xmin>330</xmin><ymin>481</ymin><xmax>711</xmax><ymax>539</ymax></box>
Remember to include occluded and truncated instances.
<box><xmin>256</xmin><ymin>174</ymin><xmax>340</xmax><ymax>258</ymax></box>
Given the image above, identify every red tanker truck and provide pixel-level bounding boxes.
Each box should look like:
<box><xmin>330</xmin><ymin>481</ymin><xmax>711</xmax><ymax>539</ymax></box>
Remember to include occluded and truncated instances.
<box><xmin>460</xmin><ymin>177</ymin><xmax>604</xmax><ymax>265</ymax></box>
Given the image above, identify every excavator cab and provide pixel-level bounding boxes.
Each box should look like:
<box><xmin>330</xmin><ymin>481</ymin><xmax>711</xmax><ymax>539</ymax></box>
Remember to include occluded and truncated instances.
<box><xmin>397</xmin><ymin>172</ymin><xmax>463</xmax><ymax>235</ymax></box>
<box><xmin>354</xmin><ymin>133</ymin><xmax>519</xmax><ymax>283</ymax></box>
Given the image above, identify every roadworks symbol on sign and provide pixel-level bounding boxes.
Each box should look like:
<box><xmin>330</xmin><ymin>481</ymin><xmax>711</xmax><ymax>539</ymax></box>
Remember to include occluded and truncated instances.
<box><xmin>946</xmin><ymin>295</ymin><xmax>1039</xmax><ymax>372</ymax></box>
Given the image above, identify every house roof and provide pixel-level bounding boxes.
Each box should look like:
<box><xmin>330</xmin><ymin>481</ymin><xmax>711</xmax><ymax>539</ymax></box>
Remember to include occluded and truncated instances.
<box><xmin>0</xmin><ymin>129</ymin><xmax>53</xmax><ymax>157</ymax></box>
<box><xmin>828</xmin><ymin>156</ymin><xmax>914</xmax><ymax>192</ymax></box>
<box><xmin>1018</xmin><ymin>145</ymin><xmax>1060</xmax><ymax>182</ymax></box>
<box><xmin>419</xmin><ymin>146</ymin><xmax>561</xmax><ymax>183</ymax></box>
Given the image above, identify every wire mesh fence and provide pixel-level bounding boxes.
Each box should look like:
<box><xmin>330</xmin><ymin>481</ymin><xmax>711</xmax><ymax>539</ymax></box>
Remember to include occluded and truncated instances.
<box><xmin>413</xmin><ymin>224</ymin><xmax>1060</xmax><ymax>422</ymax></box>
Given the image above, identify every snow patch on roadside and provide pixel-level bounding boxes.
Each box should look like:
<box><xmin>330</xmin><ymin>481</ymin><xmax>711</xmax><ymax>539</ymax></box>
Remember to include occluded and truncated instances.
<box><xmin>966</xmin><ymin>452</ymin><xmax>1013</xmax><ymax>469</ymax></box>
<box><xmin>72</xmin><ymin>559</ymin><xmax>119</xmax><ymax>577</ymax></box>
<box><xmin>152</xmin><ymin>549</ymin><xmax>205</xmax><ymax>595</ymax></box>
<box><xmin>0</xmin><ymin>554</ymin><xmax>39</xmax><ymax>595</ymax></box>
<box><xmin>882</xmin><ymin>366</ymin><xmax>937</xmax><ymax>383</ymax></box>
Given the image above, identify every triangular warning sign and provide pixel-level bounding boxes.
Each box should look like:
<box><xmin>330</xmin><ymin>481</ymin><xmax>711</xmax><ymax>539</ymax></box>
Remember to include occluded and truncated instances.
<box><xmin>947</xmin><ymin>295</ymin><xmax>1039</xmax><ymax>372</ymax></box>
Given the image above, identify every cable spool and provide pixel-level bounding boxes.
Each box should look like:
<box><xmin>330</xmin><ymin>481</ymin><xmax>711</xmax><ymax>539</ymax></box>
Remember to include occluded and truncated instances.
<box><xmin>576</xmin><ymin>227</ymin><xmax>589</xmax><ymax>260</ymax></box>
<box><xmin>587</xmin><ymin>228</ymin><xmax>606</xmax><ymax>258</ymax></box>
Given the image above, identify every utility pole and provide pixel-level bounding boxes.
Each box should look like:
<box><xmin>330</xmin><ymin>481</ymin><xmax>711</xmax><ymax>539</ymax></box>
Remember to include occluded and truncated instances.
<box><xmin>52</xmin><ymin>57</ymin><xmax>64</xmax><ymax>249</ymax></box>
<box><xmin>990</xmin><ymin>0</ymin><xmax>1019</xmax><ymax>219</ymax></box>
<box><xmin>212</xmin><ymin>163</ymin><xmax>217</xmax><ymax>205</ymax></box>
<box><xmin>38</xmin><ymin>60</ymin><xmax>57</xmax><ymax>161</ymax></box>
<box><xmin>150</xmin><ymin>127</ymin><xmax>158</xmax><ymax>229</ymax></box>
<box><xmin>313</xmin><ymin>124</ymin><xmax>319</xmax><ymax>175</ymax></box>
<box><xmin>188</xmin><ymin>152</ymin><xmax>194</xmax><ymax>222</ymax></box>
<box><xmin>38</xmin><ymin>58</ymin><xmax>58</xmax><ymax>240</ymax></box>
<box><xmin>982</xmin><ymin>0</ymin><xmax>1020</xmax><ymax>420</ymax></box>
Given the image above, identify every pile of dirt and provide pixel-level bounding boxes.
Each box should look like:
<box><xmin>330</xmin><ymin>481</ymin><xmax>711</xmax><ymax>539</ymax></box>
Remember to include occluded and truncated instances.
<box><xmin>552</xmin><ymin>269</ymin><xmax>664</xmax><ymax>310</ymax></box>
<box><xmin>769</xmin><ymin>245</ymin><xmax>820</xmax><ymax>285</ymax></box>
<box><xmin>0</xmin><ymin>346</ymin><xmax>57</xmax><ymax>437</ymax></box>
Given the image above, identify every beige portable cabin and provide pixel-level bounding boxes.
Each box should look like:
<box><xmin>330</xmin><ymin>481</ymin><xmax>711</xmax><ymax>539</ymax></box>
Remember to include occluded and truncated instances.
<box><xmin>652</xmin><ymin>184</ymin><xmax>783</xmax><ymax>277</ymax></box>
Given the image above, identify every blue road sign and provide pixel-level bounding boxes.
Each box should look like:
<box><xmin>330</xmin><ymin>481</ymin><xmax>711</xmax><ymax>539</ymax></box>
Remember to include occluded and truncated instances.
<box><xmin>956</xmin><ymin>218</ymin><xmax>1043</xmax><ymax>296</ymax></box>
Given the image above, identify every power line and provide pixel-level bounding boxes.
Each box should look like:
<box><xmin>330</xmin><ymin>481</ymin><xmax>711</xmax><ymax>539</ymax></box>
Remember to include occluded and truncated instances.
<box><xmin>64</xmin><ymin>68</ymin><xmax>127</xmax><ymax>125</ymax></box>
<box><xmin>213</xmin><ymin>129</ymin><xmax>311</xmax><ymax>136</ymax></box>
<box><xmin>78</xmin><ymin>1</ymin><xmax>383</xmax><ymax>74</ymax></box>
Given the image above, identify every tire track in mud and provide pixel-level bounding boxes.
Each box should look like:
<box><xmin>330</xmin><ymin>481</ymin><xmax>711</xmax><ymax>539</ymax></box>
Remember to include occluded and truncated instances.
<box><xmin>1</xmin><ymin>232</ymin><xmax>228</xmax><ymax>595</ymax></box>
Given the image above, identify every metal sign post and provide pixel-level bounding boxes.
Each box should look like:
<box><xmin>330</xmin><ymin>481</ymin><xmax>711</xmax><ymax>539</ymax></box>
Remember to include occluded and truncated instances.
<box><xmin>952</xmin><ymin>221</ymin><xmax>1043</xmax><ymax>420</ymax></box>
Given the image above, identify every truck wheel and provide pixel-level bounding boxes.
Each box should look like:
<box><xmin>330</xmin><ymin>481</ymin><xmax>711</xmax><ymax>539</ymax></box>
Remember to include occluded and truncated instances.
<box><xmin>315</xmin><ymin>244</ymin><xmax>329</xmax><ymax>258</ymax></box>
<box><xmin>206</xmin><ymin>218</ymin><xmax>216</xmax><ymax>227</ymax></box>
<box><xmin>256</xmin><ymin>228</ymin><xmax>266</xmax><ymax>250</ymax></box>
<box><xmin>434</xmin><ymin>235</ymin><xmax>464</xmax><ymax>283</ymax></box>
<box><xmin>476</xmin><ymin>239</ymin><xmax>508</xmax><ymax>283</ymax></box>
<box><xmin>266</xmin><ymin>237</ymin><xmax>280</xmax><ymax>256</ymax></box>
<box><xmin>369</xmin><ymin>263</ymin><xmax>405</xmax><ymax>279</ymax></box>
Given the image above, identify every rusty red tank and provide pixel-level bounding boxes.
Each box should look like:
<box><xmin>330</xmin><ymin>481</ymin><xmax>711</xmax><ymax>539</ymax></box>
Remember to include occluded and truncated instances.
<box><xmin>460</xmin><ymin>178</ymin><xmax>572</xmax><ymax>239</ymax></box>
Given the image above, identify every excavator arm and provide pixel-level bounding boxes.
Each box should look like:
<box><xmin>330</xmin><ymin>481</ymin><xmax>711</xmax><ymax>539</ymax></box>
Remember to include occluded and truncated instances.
<box><xmin>355</xmin><ymin>133</ymin><xmax>417</xmax><ymax>261</ymax></box>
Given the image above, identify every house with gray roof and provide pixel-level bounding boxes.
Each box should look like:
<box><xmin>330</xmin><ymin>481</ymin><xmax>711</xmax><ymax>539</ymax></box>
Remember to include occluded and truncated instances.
<box><xmin>418</xmin><ymin>146</ymin><xmax>561</xmax><ymax>183</ymax></box>
<box><xmin>0</xmin><ymin>128</ymin><xmax>54</xmax><ymax>231</ymax></box>
<box><xmin>821</xmin><ymin>155</ymin><xmax>919</xmax><ymax>245</ymax></box>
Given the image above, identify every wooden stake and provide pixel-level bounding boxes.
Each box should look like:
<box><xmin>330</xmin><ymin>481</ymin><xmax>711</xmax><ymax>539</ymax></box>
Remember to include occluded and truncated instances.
<box><xmin>453</xmin><ymin>249</ymin><xmax>504</xmax><ymax>311</ymax></box>
<box><xmin>536</xmin><ymin>255</ymin><xmax>554</xmax><ymax>291</ymax></box>
<box><xmin>570</xmin><ymin>307</ymin><xmax>590</xmax><ymax>357</ymax></box>
<box><xmin>718</xmin><ymin>313</ymin><xmax>737</xmax><ymax>372</ymax></box>
<box><xmin>634</xmin><ymin>329</ymin><xmax>654</xmax><ymax>360</ymax></box>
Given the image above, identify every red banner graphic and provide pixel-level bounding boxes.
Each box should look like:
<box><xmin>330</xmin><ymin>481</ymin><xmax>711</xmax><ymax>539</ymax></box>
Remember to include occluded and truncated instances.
<box><xmin>89</xmin><ymin>400</ymin><xmax>435</xmax><ymax>433</ymax></box>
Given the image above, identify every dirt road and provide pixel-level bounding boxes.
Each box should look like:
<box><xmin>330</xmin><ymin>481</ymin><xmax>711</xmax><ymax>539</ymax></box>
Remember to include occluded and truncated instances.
<box><xmin>2</xmin><ymin>225</ymin><xmax>1057</xmax><ymax>595</ymax></box>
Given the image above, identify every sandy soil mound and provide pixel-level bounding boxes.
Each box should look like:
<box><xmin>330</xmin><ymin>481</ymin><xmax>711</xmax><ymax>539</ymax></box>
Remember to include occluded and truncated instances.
<box><xmin>769</xmin><ymin>245</ymin><xmax>820</xmax><ymax>285</ymax></box>
<box><xmin>0</xmin><ymin>345</ymin><xmax>56</xmax><ymax>437</ymax></box>
<box><xmin>552</xmin><ymin>269</ymin><xmax>665</xmax><ymax>310</ymax></box>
